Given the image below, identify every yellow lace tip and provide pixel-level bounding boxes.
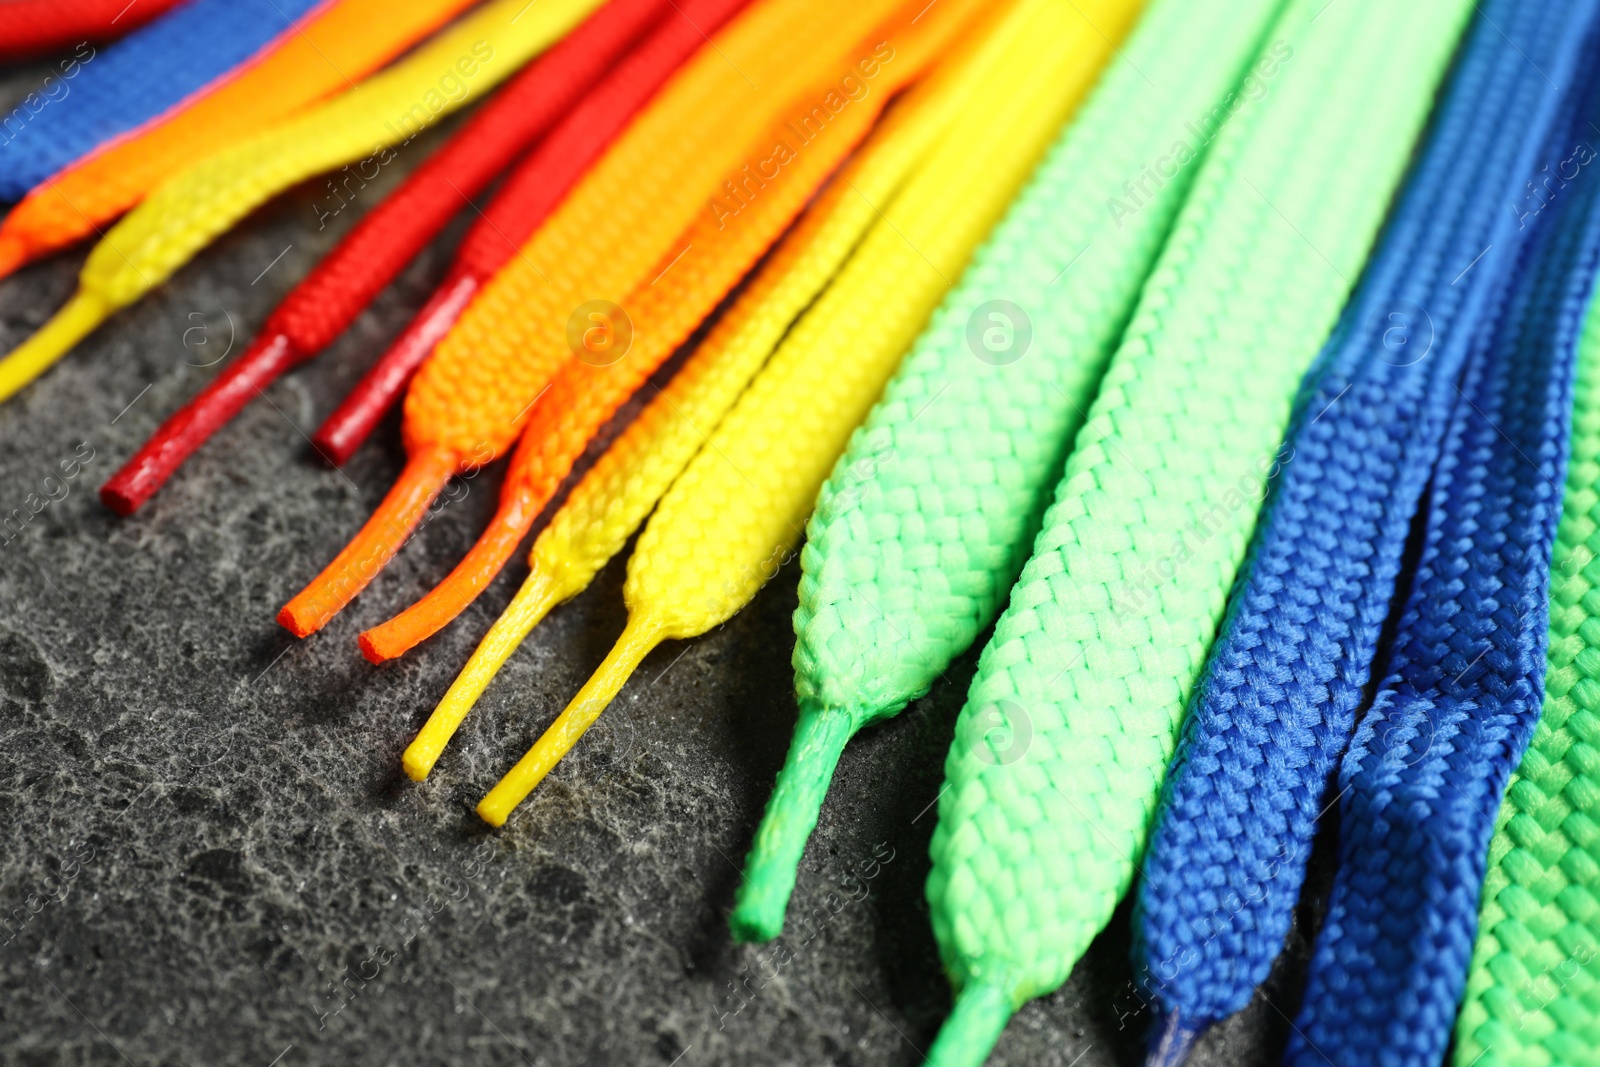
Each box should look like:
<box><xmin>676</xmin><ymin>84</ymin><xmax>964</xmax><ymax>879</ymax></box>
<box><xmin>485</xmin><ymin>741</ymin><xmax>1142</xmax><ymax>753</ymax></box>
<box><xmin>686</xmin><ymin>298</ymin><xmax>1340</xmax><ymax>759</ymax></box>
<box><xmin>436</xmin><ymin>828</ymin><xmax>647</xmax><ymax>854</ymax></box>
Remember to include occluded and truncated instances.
<box><xmin>0</xmin><ymin>290</ymin><xmax>109</xmax><ymax>402</ymax></box>
<box><xmin>401</xmin><ymin>565</ymin><xmax>569</xmax><ymax>782</ymax></box>
<box><xmin>474</xmin><ymin>613</ymin><xmax>665</xmax><ymax>825</ymax></box>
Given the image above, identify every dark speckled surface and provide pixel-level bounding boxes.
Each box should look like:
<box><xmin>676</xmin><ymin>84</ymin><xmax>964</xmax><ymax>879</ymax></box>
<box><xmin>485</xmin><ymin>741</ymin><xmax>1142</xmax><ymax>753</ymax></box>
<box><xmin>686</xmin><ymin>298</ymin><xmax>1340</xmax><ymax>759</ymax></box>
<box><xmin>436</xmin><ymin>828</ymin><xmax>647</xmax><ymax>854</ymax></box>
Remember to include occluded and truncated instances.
<box><xmin>0</xmin><ymin>53</ymin><xmax>1329</xmax><ymax>1067</ymax></box>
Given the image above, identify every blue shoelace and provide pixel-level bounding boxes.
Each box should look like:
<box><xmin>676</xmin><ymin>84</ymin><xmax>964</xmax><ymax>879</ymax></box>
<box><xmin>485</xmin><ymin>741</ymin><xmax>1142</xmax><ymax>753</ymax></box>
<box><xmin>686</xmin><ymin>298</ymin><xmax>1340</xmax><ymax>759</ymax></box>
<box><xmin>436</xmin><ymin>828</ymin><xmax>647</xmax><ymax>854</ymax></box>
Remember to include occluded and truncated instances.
<box><xmin>0</xmin><ymin>0</ymin><xmax>327</xmax><ymax>202</ymax></box>
<box><xmin>1130</xmin><ymin>0</ymin><xmax>1600</xmax><ymax>1062</ymax></box>
<box><xmin>1283</xmin><ymin>26</ymin><xmax>1600</xmax><ymax>1067</ymax></box>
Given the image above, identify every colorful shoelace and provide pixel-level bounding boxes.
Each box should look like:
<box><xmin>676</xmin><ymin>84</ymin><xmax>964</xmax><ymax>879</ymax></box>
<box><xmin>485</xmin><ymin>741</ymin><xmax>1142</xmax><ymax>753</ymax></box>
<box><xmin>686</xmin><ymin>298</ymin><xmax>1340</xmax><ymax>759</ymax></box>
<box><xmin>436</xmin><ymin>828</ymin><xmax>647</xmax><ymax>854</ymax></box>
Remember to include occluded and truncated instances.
<box><xmin>98</xmin><ymin>0</ymin><xmax>727</xmax><ymax>515</ymax></box>
<box><xmin>0</xmin><ymin>0</ymin><xmax>187</xmax><ymax>61</ymax></box>
<box><xmin>1285</xmin><ymin>36</ymin><xmax>1600</xmax><ymax>1066</ymax></box>
<box><xmin>353</xmin><ymin>0</ymin><xmax>984</xmax><ymax>665</ymax></box>
<box><xmin>474</xmin><ymin>0</ymin><xmax>1140</xmax><ymax>828</ymax></box>
<box><xmin>273</xmin><ymin>0</ymin><xmax>918</xmax><ymax>640</ymax></box>
<box><xmin>918</xmin><ymin>0</ymin><xmax>1475</xmax><ymax>1063</ymax></box>
<box><xmin>0</xmin><ymin>0</ymin><xmax>481</xmax><ymax>278</ymax></box>
<box><xmin>401</xmin><ymin>41</ymin><xmax>980</xmax><ymax>781</ymax></box>
<box><xmin>1453</xmin><ymin>255</ymin><xmax>1600</xmax><ymax>1067</ymax></box>
<box><xmin>0</xmin><ymin>0</ymin><xmax>602</xmax><ymax>405</ymax></box>
<box><xmin>304</xmin><ymin>0</ymin><xmax>748</xmax><ymax>468</ymax></box>
<box><xmin>0</xmin><ymin>0</ymin><xmax>326</xmax><ymax>202</ymax></box>
<box><xmin>727</xmin><ymin>0</ymin><xmax>1287</xmax><ymax>946</ymax></box>
<box><xmin>1130</xmin><ymin>1</ymin><xmax>1600</xmax><ymax>1060</ymax></box>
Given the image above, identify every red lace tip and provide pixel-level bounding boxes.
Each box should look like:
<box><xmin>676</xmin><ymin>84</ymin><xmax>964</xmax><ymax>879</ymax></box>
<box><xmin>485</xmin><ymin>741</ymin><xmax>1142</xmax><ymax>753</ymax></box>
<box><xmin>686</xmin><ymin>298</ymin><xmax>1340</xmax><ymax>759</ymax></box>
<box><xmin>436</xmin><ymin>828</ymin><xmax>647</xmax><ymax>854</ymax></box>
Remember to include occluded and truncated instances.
<box><xmin>100</xmin><ymin>331</ymin><xmax>300</xmax><ymax>515</ymax></box>
<box><xmin>311</xmin><ymin>271</ymin><xmax>479</xmax><ymax>466</ymax></box>
<box><xmin>0</xmin><ymin>233</ymin><xmax>29</xmax><ymax>281</ymax></box>
<box><xmin>357</xmin><ymin>628</ymin><xmax>394</xmax><ymax>664</ymax></box>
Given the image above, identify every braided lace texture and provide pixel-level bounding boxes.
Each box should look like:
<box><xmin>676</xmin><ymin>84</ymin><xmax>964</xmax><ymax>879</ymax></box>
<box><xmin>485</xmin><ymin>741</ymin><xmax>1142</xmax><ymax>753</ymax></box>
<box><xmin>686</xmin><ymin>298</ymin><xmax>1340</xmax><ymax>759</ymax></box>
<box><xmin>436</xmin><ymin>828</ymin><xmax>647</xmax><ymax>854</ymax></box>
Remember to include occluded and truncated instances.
<box><xmin>0</xmin><ymin>0</ymin><xmax>482</xmax><ymax>274</ymax></box>
<box><xmin>473</xmin><ymin>0</ymin><xmax>1140</xmax><ymax>827</ymax></box>
<box><xmin>1453</xmin><ymin>247</ymin><xmax>1600</xmax><ymax>1067</ymax></box>
<box><xmin>920</xmin><ymin>0</ymin><xmax>1476</xmax><ymax>1063</ymax></box>
<box><xmin>729</xmin><ymin>0</ymin><xmax>1287</xmax><ymax>944</ymax></box>
<box><xmin>0</xmin><ymin>0</ymin><xmax>186</xmax><ymax>61</ymax></box>
<box><xmin>1285</xmin><ymin>35</ymin><xmax>1600</xmax><ymax>1067</ymax></box>
<box><xmin>0</xmin><ymin>0</ymin><xmax>325</xmax><ymax>201</ymax></box>
<box><xmin>399</xmin><ymin>45</ymin><xmax>984</xmax><ymax>781</ymax></box>
<box><xmin>1132</xmin><ymin>0</ymin><xmax>1599</xmax><ymax>1045</ymax></box>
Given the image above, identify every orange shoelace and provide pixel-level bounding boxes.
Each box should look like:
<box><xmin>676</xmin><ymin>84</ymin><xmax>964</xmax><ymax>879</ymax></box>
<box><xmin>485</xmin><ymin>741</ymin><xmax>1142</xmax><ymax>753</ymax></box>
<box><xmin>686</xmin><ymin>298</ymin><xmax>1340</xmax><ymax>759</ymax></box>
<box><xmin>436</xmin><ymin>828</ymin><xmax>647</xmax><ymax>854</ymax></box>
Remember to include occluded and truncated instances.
<box><xmin>276</xmin><ymin>0</ymin><xmax>919</xmax><ymax>640</ymax></box>
<box><xmin>0</xmin><ymin>0</ymin><xmax>481</xmax><ymax>277</ymax></box>
<box><xmin>356</xmin><ymin>0</ymin><xmax>989</xmax><ymax>663</ymax></box>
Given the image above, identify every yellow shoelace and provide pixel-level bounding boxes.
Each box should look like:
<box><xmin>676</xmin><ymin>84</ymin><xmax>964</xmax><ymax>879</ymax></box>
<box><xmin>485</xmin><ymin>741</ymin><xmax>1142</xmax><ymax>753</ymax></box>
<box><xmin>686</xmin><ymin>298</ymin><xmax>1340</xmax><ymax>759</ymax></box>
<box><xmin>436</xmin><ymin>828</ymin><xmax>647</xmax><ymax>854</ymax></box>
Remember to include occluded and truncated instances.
<box><xmin>476</xmin><ymin>0</ymin><xmax>1141</xmax><ymax>826</ymax></box>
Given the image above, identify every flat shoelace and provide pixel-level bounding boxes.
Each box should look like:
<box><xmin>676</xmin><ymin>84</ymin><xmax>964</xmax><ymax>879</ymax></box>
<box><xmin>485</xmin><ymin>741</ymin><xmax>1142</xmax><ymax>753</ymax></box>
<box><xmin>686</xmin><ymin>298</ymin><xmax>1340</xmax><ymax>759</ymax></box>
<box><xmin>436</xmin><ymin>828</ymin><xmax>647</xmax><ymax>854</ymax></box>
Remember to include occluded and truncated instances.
<box><xmin>1453</xmin><ymin>258</ymin><xmax>1600</xmax><ymax>1067</ymax></box>
<box><xmin>273</xmin><ymin>0</ymin><xmax>918</xmax><ymax>640</ymax></box>
<box><xmin>1285</xmin><ymin>41</ymin><xmax>1600</xmax><ymax>1066</ymax></box>
<box><xmin>0</xmin><ymin>0</ymin><xmax>327</xmax><ymax>202</ymax></box>
<box><xmin>0</xmin><ymin>0</ymin><xmax>482</xmax><ymax>277</ymax></box>
<box><xmin>354</xmin><ymin>0</ymin><xmax>985</xmax><ymax>666</ymax></box>
<box><xmin>1129</xmin><ymin>1</ymin><xmax>1599</xmax><ymax>1058</ymax></box>
<box><xmin>917</xmin><ymin>1</ymin><xmax>1475</xmax><ymax>1064</ymax></box>
<box><xmin>728</xmin><ymin>0</ymin><xmax>1287</xmax><ymax>947</ymax></box>
<box><xmin>0</xmin><ymin>0</ymin><xmax>187</xmax><ymax>61</ymax></box>
<box><xmin>97</xmin><ymin>0</ymin><xmax>722</xmax><ymax>515</ymax></box>
<box><xmin>399</xmin><ymin>51</ymin><xmax>977</xmax><ymax>782</ymax></box>
<box><xmin>0</xmin><ymin>0</ymin><xmax>604</xmax><ymax>405</ymax></box>
<box><xmin>473</xmin><ymin>0</ymin><xmax>1139</xmax><ymax>829</ymax></box>
<box><xmin>305</xmin><ymin>0</ymin><xmax>748</xmax><ymax>468</ymax></box>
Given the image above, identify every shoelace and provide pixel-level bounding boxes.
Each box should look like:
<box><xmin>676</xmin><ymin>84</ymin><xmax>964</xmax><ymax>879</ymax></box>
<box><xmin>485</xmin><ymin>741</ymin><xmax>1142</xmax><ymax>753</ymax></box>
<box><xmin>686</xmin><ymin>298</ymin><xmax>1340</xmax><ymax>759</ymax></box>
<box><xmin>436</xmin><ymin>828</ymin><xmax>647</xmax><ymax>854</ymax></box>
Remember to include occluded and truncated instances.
<box><xmin>0</xmin><ymin>0</ymin><xmax>327</xmax><ymax>202</ymax></box>
<box><xmin>917</xmin><ymin>0</ymin><xmax>1476</xmax><ymax>1063</ymax></box>
<box><xmin>305</xmin><ymin>0</ymin><xmax>745</xmax><ymax>468</ymax></box>
<box><xmin>400</xmin><ymin>45</ymin><xmax>976</xmax><ymax>782</ymax></box>
<box><xmin>0</xmin><ymin>0</ymin><xmax>187</xmax><ymax>61</ymax></box>
<box><xmin>0</xmin><ymin>0</ymin><xmax>483</xmax><ymax>278</ymax></box>
<box><xmin>729</xmin><ymin>0</ymin><xmax>1287</xmax><ymax>947</ymax></box>
<box><xmin>0</xmin><ymin>0</ymin><xmax>188</xmax><ymax>61</ymax></box>
<box><xmin>354</xmin><ymin>0</ymin><xmax>984</xmax><ymax>666</ymax></box>
<box><xmin>97</xmin><ymin>0</ymin><xmax>725</xmax><ymax>515</ymax></box>
<box><xmin>273</xmin><ymin>0</ymin><xmax>917</xmax><ymax>640</ymax></box>
<box><xmin>1285</xmin><ymin>40</ymin><xmax>1600</xmax><ymax>1066</ymax></box>
<box><xmin>1128</xmin><ymin>1</ymin><xmax>1600</xmax><ymax>1060</ymax></box>
<box><xmin>0</xmin><ymin>0</ymin><xmax>603</xmax><ymax>405</ymax></box>
<box><xmin>474</xmin><ymin>0</ymin><xmax>1140</xmax><ymax>829</ymax></box>
<box><xmin>1452</xmin><ymin>258</ymin><xmax>1600</xmax><ymax>1067</ymax></box>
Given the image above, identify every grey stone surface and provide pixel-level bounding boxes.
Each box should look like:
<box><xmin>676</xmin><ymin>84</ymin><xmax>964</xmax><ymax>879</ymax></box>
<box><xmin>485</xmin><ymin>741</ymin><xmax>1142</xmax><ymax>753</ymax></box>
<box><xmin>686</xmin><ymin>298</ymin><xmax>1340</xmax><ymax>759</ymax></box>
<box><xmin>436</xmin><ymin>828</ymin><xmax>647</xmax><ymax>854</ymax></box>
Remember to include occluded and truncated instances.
<box><xmin>0</xmin><ymin>57</ymin><xmax>1329</xmax><ymax>1067</ymax></box>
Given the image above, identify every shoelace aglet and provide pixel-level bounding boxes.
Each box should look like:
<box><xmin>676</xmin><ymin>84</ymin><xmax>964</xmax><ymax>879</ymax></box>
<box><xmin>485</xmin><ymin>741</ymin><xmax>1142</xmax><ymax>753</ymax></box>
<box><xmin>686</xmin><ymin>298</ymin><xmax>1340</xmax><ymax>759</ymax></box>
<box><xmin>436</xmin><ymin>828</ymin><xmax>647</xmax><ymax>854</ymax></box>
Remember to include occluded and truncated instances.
<box><xmin>400</xmin><ymin>562</ymin><xmax>568</xmax><ymax>781</ymax></box>
<box><xmin>926</xmin><ymin>977</ymin><xmax>1016</xmax><ymax>1067</ymax></box>
<box><xmin>277</xmin><ymin>447</ymin><xmax>459</xmax><ymax>637</ymax></box>
<box><xmin>0</xmin><ymin>232</ymin><xmax>31</xmax><ymax>282</ymax></box>
<box><xmin>359</xmin><ymin>485</ymin><xmax>541</xmax><ymax>662</ymax></box>
<box><xmin>1143</xmin><ymin>1009</ymin><xmax>1201</xmax><ymax>1067</ymax></box>
<box><xmin>476</xmin><ymin>612</ymin><xmax>666</xmax><ymax>826</ymax></box>
<box><xmin>312</xmin><ymin>270</ymin><xmax>481</xmax><ymax>466</ymax></box>
<box><xmin>0</xmin><ymin>290</ymin><xmax>109</xmax><ymax>403</ymax></box>
<box><xmin>100</xmin><ymin>332</ymin><xmax>300</xmax><ymax>515</ymax></box>
<box><xmin>730</xmin><ymin>705</ymin><xmax>858</xmax><ymax>942</ymax></box>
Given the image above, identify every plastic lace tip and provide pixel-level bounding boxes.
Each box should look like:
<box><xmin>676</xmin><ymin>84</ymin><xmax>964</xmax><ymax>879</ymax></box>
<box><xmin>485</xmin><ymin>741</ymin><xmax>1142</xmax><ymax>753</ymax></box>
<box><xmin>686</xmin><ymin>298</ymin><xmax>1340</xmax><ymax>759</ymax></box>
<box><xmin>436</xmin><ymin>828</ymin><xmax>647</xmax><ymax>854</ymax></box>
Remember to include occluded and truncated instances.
<box><xmin>0</xmin><ymin>290</ymin><xmax>108</xmax><ymax>402</ymax></box>
<box><xmin>358</xmin><ymin>490</ymin><xmax>538</xmax><ymax>661</ymax></box>
<box><xmin>476</xmin><ymin>613</ymin><xmax>665</xmax><ymax>825</ymax></box>
<box><xmin>101</xmin><ymin>332</ymin><xmax>300</xmax><ymax>515</ymax></box>
<box><xmin>277</xmin><ymin>448</ymin><xmax>458</xmax><ymax>637</ymax></box>
<box><xmin>926</xmin><ymin>978</ymin><xmax>1016</xmax><ymax>1067</ymax></box>
<box><xmin>0</xmin><ymin>232</ymin><xmax>31</xmax><ymax>281</ymax></box>
<box><xmin>1144</xmin><ymin>1010</ymin><xmax>1202</xmax><ymax>1067</ymax></box>
<box><xmin>400</xmin><ymin>565</ymin><xmax>566</xmax><ymax>781</ymax></box>
<box><xmin>312</xmin><ymin>270</ymin><xmax>480</xmax><ymax>466</ymax></box>
<box><xmin>730</xmin><ymin>706</ymin><xmax>858</xmax><ymax>943</ymax></box>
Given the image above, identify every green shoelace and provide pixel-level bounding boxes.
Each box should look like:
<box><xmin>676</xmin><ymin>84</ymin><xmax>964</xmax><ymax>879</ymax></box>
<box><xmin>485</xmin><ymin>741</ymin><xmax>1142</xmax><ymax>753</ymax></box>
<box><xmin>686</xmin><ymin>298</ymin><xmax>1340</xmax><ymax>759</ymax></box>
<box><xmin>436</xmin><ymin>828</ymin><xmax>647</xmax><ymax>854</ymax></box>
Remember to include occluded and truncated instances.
<box><xmin>729</xmin><ymin>0</ymin><xmax>1289</xmax><ymax>943</ymax></box>
<box><xmin>1454</xmin><ymin>293</ymin><xmax>1600</xmax><ymax>1065</ymax></box>
<box><xmin>919</xmin><ymin>0</ymin><xmax>1476</xmax><ymax>1062</ymax></box>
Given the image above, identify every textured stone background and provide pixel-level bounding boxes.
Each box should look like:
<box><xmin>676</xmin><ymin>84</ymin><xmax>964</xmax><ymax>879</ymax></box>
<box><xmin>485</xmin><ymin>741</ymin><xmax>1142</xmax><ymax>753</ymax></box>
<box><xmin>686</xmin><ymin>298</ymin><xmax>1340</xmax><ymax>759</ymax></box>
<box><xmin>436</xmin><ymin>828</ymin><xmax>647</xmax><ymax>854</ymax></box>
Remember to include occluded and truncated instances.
<box><xmin>0</xmin><ymin>52</ymin><xmax>1329</xmax><ymax>1067</ymax></box>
